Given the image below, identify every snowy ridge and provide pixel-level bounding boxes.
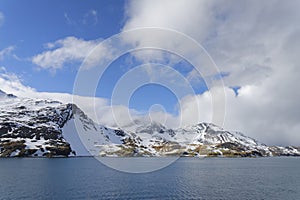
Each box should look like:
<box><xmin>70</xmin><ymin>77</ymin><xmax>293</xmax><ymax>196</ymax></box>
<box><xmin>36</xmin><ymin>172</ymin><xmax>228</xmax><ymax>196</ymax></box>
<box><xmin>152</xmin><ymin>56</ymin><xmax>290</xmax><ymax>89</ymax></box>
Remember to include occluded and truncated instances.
<box><xmin>0</xmin><ymin>94</ymin><xmax>74</xmax><ymax>157</ymax></box>
<box><xmin>0</xmin><ymin>93</ymin><xmax>129</xmax><ymax>157</ymax></box>
<box><xmin>0</xmin><ymin>91</ymin><xmax>299</xmax><ymax>157</ymax></box>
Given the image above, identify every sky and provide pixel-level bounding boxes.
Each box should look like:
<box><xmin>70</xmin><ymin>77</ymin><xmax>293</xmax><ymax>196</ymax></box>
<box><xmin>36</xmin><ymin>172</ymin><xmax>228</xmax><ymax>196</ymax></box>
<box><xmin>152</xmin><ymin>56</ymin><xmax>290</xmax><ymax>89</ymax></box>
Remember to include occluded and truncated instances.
<box><xmin>1</xmin><ymin>0</ymin><xmax>300</xmax><ymax>146</ymax></box>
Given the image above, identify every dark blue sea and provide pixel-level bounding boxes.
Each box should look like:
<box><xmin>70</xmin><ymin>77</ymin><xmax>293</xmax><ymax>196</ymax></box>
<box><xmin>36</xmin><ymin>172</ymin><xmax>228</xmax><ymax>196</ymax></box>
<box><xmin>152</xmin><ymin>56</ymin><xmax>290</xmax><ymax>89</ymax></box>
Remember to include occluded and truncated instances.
<box><xmin>0</xmin><ymin>157</ymin><xmax>299</xmax><ymax>200</ymax></box>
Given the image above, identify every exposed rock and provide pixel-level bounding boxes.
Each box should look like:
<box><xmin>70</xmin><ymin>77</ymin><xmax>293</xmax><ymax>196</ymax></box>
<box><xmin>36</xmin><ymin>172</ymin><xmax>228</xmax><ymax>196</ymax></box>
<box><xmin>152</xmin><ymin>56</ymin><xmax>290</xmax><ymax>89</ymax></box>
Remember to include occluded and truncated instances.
<box><xmin>0</xmin><ymin>91</ymin><xmax>299</xmax><ymax>158</ymax></box>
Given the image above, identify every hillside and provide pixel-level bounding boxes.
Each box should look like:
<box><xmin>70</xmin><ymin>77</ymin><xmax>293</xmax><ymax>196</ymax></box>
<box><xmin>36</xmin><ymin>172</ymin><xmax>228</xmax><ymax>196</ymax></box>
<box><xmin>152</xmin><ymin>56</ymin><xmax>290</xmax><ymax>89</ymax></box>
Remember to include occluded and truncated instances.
<box><xmin>0</xmin><ymin>90</ymin><xmax>299</xmax><ymax>157</ymax></box>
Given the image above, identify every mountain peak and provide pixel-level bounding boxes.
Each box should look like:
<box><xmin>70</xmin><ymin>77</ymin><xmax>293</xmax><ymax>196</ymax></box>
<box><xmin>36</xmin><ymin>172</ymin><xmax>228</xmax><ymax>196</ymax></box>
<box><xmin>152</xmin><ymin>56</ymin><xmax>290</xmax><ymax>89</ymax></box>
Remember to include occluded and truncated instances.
<box><xmin>0</xmin><ymin>94</ymin><xmax>299</xmax><ymax>158</ymax></box>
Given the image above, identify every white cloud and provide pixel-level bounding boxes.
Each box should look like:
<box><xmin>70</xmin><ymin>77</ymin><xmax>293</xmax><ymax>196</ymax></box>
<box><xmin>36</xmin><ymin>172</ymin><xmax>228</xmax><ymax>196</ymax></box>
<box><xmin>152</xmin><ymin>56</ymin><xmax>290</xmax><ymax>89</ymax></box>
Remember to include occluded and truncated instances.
<box><xmin>179</xmin><ymin>93</ymin><xmax>212</xmax><ymax>127</ymax></box>
<box><xmin>123</xmin><ymin>0</ymin><xmax>214</xmax><ymax>41</ymax></box>
<box><xmin>0</xmin><ymin>67</ymin><xmax>36</xmax><ymax>95</ymax></box>
<box><xmin>32</xmin><ymin>37</ymin><xmax>100</xmax><ymax>71</ymax></box>
<box><xmin>204</xmin><ymin>0</ymin><xmax>300</xmax><ymax>87</ymax></box>
<box><xmin>122</xmin><ymin>0</ymin><xmax>300</xmax><ymax>85</ymax></box>
<box><xmin>0</xmin><ymin>46</ymin><xmax>15</xmax><ymax>60</ymax></box>
<box><xmin>122</xmin><ymin>0</ymin><xmax>216</xmax><ymax>66</ymax></box>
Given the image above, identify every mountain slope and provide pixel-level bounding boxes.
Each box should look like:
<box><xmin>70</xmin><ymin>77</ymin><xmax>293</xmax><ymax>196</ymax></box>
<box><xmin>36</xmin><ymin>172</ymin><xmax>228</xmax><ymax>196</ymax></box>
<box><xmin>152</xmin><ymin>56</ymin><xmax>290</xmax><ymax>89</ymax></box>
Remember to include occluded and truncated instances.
<box><xmin>0</xmin><ymin>90</ymin><xmax>299</xmax><ymax>157</ymax></box>
<box><xmin>0</xmin><ymin>91</ymin><xmax>128</xmax><ymax>157</ymax></box>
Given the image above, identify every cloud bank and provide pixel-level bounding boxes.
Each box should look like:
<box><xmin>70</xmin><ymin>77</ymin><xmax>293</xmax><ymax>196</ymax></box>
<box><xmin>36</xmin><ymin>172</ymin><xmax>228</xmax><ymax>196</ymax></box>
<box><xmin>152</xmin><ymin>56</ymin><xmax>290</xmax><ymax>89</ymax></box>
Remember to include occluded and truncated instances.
<box><xmin>121</xmin><ymin>0</ymin><xmax>300</xmax><ymax>145</ymax></box>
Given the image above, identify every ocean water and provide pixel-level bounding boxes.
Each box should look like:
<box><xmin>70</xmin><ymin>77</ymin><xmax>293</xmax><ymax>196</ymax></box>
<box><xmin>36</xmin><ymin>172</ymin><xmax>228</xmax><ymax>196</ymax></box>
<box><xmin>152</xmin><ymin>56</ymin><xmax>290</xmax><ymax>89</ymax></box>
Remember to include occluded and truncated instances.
<box><xmin>0</xmin><ymin>157</ymin><xmax>299</xmax><ymax>200</ymax></box>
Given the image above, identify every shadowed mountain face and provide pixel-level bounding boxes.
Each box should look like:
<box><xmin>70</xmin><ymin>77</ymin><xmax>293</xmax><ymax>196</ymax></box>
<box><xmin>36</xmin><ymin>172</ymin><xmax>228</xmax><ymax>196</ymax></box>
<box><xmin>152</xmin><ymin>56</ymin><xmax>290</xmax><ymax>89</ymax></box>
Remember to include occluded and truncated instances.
<box><xmin>0</xmin><ymin>90</ymin><xmax>299</xmax><ymax>157</ymax></box>
<box><xmin>0</xmin><ymin>89</ymin><xmax>16</xmax><ymax>98</ymax></box>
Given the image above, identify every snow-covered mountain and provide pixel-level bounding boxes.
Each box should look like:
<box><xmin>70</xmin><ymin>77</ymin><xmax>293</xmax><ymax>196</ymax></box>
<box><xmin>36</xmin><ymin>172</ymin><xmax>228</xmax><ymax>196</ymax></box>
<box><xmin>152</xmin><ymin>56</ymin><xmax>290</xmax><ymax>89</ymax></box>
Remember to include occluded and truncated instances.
<box><xmin>0</xmin><ymin>90</ymin><xmax>129</xmax><ymax>157</ymax></box>
<box><xmin>0</xmin><ymin>90</ymin><xmax>299</xmax><ymax>157</ymax></box>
